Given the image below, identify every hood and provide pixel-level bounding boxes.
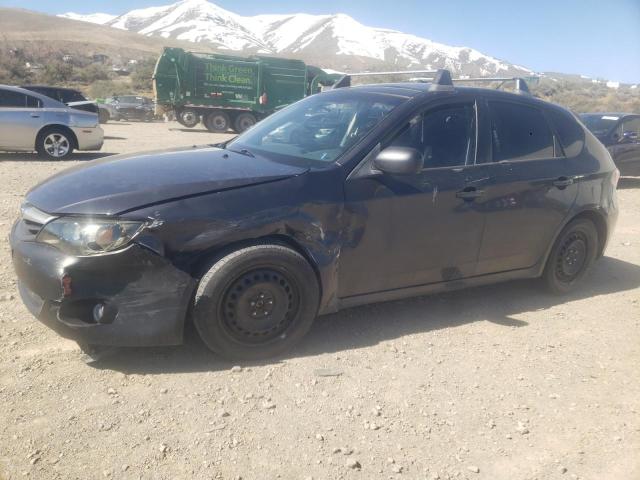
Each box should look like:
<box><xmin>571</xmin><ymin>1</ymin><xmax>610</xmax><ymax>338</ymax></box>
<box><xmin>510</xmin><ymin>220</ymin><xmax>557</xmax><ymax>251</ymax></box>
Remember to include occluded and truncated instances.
<box><xmin>26</xmin><ymin>146</ymin><xmax>308</xmax><ymax>215</ymax></box>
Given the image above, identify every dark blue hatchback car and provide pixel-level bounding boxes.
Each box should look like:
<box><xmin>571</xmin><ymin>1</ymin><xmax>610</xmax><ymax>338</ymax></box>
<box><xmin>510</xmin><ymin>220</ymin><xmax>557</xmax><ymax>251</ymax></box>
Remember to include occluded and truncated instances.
<box><xmin>10</xmin><ymin>71</ymin><xmax>619</xmax><ymax>360</ymax></box>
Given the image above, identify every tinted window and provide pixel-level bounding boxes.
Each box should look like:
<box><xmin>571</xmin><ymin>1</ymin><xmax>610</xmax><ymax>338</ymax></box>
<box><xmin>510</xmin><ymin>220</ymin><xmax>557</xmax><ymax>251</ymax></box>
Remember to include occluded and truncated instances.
<box><xmin>0</xmin><ymin>89</ymin><xmax>41</xmax><ymax>108</ymax></box>
<box><xmin>621</xmin><ymin>117</ymin><xmax>640</xmax><ymax>136</ymax></box>
<box><xmin>59</xmin><ymin>90</ymin><xmax>87</xmax><ymax>103</ymax></box>
<box><xmin>490</xmin><ymin>101</ymin><xmax>555</xmax><ymax>161</ymax></box>
<box><xmin>547</xmin><ymin>108</ymin><xmax>585</xmax><ymax>157</ymax></box>
<box><xmin>389</xmin><ymin>104</ymin><xmax>475</xmax><ymax>168</ymax></box>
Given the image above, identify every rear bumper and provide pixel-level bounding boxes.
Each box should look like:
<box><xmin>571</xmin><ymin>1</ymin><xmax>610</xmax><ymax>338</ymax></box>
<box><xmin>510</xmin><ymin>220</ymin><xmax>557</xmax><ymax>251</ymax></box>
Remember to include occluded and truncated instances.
<box><xmin>10</xmin><ymin>227</ymin><xmax>195</xmax><ymax>347</ymax></box>
<box><xmin>71</xmin><ymin>126</ymin><xmax>104</xmax><ymax>151</ymax></box>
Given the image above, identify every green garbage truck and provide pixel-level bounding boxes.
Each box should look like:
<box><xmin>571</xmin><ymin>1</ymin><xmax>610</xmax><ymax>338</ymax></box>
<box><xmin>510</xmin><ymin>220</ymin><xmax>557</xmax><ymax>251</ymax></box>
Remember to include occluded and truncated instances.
<box><xmin>153</xmin><ymin>47</ymin><xmax>341</xmax><ymax>133</ymax></box>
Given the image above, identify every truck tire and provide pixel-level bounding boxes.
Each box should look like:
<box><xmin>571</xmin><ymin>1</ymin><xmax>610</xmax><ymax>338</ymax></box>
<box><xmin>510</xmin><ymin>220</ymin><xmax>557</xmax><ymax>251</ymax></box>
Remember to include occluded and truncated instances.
<box><xmin>178</xmin><ymin>109</ymin><xmax>199</xmax><ymax>128</ymax></box>
<box><xmin>234</xmin><ymin>113</ymin><xmax>257</xmax><ymax>133</ymax></box>
<box><xmin>193</xmin><ymin>244</ymin><xmax>320</xmax><ymax>360</ymax></box>
<box><xmin>204</xmin><ymin>111</ymin><xmax>231</xmax><ymax>133</ymax></box>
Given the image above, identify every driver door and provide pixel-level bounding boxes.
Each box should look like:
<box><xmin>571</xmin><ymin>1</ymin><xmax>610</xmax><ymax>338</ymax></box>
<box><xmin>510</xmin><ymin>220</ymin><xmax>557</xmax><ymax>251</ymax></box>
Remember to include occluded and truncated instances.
<box><xmin>339</xmin><ymin>98</ymin><xmax>489</xmax><ymax>298</ymax></box>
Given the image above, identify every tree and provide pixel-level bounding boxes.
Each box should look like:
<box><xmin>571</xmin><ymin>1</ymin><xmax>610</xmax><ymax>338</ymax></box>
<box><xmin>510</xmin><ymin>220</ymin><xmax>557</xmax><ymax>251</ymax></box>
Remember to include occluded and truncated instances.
<box><xmin>131</xmin><ymin>57</ymin><xmax>157</xmax><ymax>92</ymax></box>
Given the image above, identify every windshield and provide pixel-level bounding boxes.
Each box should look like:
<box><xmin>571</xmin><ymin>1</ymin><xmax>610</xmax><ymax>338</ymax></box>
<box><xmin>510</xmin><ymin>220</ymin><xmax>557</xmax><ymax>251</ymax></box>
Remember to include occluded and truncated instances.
<box><xmin>228</xmin><ymin>90</ymin><xmax>406</xmax><ymax>165</ymax></box>
<box><xmin>580</xmin><ymin>114</ymin><xmax>620</xmax><ymax>136</ymax></box>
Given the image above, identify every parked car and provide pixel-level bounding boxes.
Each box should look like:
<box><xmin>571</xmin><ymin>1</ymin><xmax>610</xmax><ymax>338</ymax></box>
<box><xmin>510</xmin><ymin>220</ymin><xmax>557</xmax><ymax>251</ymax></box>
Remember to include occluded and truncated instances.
<box><xmin>0</xmin><ymin>85</ymin><xmax>103</xmax><ymax>159</ymax></box>
<box><xmin>10</xmin><ymin>72</ymin><xmax>619</xmax><ymax>360</ymax></box>
<box><xmin>21</xmin><ymin>85</ymin><xmax>111</xmax><ymax>124</ymax></box>
<box><xmin>580</xmin><ymin>113</ymin><xmax>640</xmax><ymax>176</ymax></box>
<box><xmin>104</xmin><ymin>95</ymin><xmax>155</xmax><ymax>122</ymax></box>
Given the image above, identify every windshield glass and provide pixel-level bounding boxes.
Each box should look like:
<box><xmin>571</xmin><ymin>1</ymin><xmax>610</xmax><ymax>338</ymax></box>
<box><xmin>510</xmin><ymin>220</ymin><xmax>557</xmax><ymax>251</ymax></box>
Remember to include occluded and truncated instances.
<box><xmin>580</xmin><ymin>114</ymin><xmax>620</xmax><ymax>136</ymax></box>
<box><xmin>228</xmin><ymin>90</ymin><xmax>406</xmax><ymax>165</ymax></box>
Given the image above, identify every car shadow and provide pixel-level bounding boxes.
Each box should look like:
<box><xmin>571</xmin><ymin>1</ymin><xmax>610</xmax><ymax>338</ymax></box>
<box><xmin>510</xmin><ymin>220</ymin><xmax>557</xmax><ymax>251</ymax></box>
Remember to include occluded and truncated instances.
<box><xmin>0</xmin><ymin>152</ymin><xmax>116</xmax><ymax>162</ymax></box>
<box><xmin>168</xmin><ymin>128</ymin><xmax>213</xmax><ymax>134</ymax></box>
<box><xmin>92</xmin><ymin>256</ymin><xmax>640</xmax><ymax>374</ymax></box>
<box><xmin>618</xmin><ymin>177</ymin><xmax>640</xmax><ymax>189</ymax></box>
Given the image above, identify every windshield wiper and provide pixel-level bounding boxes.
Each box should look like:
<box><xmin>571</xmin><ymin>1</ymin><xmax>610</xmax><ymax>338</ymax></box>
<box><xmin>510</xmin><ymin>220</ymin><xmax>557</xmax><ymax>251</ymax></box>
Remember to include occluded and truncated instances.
<box><xmin>227</xmin><ymin>147</ymin><xmax>255</xmax><ymax>158</ymax></box>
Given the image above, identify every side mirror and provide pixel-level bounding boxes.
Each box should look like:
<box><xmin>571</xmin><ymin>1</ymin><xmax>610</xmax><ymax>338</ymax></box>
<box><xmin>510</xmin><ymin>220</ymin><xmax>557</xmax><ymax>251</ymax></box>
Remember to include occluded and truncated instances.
<box><xmin>373</xmin><ymin>147</ymin><xmax>424</xmax><ymax>175</ymax></box>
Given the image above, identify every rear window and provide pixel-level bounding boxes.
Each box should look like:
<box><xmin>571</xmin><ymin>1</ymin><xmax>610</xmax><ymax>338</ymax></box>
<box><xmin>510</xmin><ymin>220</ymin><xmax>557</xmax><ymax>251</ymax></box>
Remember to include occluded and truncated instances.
<box><xmin>489</xmin><ymin>100</ymin><xmax>555</xmax><ymax>162</ymax></box>
<box><xmin>547</xmin><ymin>108</ymin><xmax>585</xmax><ymax>157</ymax></box>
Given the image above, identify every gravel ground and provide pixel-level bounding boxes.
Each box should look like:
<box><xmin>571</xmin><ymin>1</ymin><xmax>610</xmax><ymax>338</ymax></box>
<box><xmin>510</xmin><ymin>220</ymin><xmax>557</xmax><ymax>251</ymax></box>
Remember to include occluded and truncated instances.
<box><xmin>0</xmin><ymin>122</ymin><xmax>639</xmax><ymax>480</ymax></box>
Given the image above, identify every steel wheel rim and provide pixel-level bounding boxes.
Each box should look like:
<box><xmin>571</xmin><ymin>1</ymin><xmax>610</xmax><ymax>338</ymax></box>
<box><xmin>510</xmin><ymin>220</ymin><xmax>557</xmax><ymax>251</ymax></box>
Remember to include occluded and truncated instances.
<box><xmin>220</xmin><ymin>268</ymin><xmax>299</xmax><ymax>345</ymax></box>
<box><xmin>555</xmin><ymin>231</ymin><xmax>588</xmax><ymax>282</ymax></box>
<box><xmin>44</xmin><ymin>133</ymin><xmax>69</xmax><ymax>158</ymax></box>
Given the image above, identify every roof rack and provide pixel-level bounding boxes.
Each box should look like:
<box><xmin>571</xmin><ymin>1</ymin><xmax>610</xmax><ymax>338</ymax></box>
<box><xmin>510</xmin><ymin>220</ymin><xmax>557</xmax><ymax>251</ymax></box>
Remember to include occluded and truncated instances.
<box><xmin>451</xmin><ymin>76</ymin><xmax>531</xmax><ymax>95</ymax></box>
<box><xmin>332</xmin><ymin>68</ymin><xmax>531</xmax><ymax>95</ymax></box>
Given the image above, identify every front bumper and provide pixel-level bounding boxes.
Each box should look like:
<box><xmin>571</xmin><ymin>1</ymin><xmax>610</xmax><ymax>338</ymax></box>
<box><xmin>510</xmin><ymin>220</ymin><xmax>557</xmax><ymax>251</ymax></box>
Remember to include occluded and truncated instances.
<box><xmin>10</xmin><ymin>226</ymin><xmax>195</xmax><ymax>347</ymax></box>
<box><xmin>71</xmin><ymin>125</ymin><xmax>104</xmax><ymax>151</ymax></box>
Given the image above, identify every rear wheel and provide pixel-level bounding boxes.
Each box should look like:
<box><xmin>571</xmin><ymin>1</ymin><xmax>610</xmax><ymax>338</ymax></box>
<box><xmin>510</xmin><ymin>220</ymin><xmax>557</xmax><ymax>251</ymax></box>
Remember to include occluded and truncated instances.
<box><xmin>177</xmin><ymin>109</ymin><xmax>200</xmax><ymax>128</ymax></box>
<box><xmin>543</xmin><ymin>218</ymin><xmax>598</xmax><ymax>294</ymax></box>
<box><xmin>204</xmin><ymin>111</ymin><xmax>231</xmax><ymax>133</ymax></box>
<box><xmin>234</xmin><ymin>112</ymin><xmax>257</xmax><ymax>133</ymax></box>
<box><xmin>193</xmin><ymin>245</ymin><xmax>320</xmax><ymax>360</ymax></box>
<box><xmin>36</xmin><ymin>127</ymin><xmax>74</xmax><ymax>160</ymax></box>
<box><xmin>98</xmin><ymin>108</ymin><xmax>110</xmax><ymax>124</ymax></box>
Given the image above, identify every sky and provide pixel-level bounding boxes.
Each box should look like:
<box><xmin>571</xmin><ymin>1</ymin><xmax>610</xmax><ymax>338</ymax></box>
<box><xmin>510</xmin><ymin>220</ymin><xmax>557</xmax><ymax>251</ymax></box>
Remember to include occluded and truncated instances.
<box><xmin>1</xmin><ymin>0</ymin><xmax>639</xmax><ymax>83</ymax></box>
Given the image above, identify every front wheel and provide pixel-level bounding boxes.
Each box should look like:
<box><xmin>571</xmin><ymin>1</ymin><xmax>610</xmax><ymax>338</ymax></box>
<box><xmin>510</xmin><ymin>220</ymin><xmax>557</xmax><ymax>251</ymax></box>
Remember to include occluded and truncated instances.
<box><xmin>204</xmin><ymin>111</ymin><xmax>231</xmax><ymax>133</ymax></box>
<box><xmin>178</xmin><ymin>109</ymin><xmax>199</xmax><ymax>128</ymax></box>
<box><xmin>543</xmin><ymin>218</ymin><xmax>599</xmax><ymax>294</ymax></box>
<box><xmin>193</xmin><ymin>245</ymin><xmax>320</xmax><ymax>361</ymax></box>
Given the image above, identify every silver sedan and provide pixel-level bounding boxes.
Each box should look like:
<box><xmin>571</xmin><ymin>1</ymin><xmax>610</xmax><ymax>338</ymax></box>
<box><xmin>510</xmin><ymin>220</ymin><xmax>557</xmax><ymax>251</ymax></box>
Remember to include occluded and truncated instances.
<box><xmin>0</xmin><ymin>85</ymin><xmax>103</xmax><ymax>159</ymax></box>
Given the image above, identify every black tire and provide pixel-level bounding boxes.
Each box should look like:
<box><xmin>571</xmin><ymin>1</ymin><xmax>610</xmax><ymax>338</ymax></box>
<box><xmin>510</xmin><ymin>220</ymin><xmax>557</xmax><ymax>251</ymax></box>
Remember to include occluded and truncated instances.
<box><xmin>234</xmin><ymin>112</ymin><xmax>257</xmax><ymax>133</ymax></box>
<box><xmin>543</xmin><ymin>218</ymin><xmax>599</xmax><ymax>294</ymax></box>
<box><xmin>98</xmin><ymin>108</ymin><xmax>109</xmax><ymax>124</ymax></box>
<box><xmin>204</xmin><ymin>111</ymin><xmax>231</xmax><ymax>133</ymax></box>
<box><xmin>178</xmin><ymin>109</ymin><xmax>199</xmax><ymax>128</ymax></box>
<box><xmin>36</xmin><ymin>127</ymin><xmax>75</xmax><ymax>160</ymax></box>
<box><xmin>193</xmin><ymin>245</ymin><xmax>320</xmax><ymax>361</ymax></box>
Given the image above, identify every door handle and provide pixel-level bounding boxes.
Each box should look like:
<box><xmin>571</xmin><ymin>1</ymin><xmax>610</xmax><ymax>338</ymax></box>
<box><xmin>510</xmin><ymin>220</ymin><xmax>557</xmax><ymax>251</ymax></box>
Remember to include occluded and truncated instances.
<box><xmin>456</xmin><ymin>186</ymin><xmax>485</xmax><ymax>201</ymax></box>
<box><xmin>553</xmin><ymin>176</ymin><xmax>574</xmax><ymax>188</ymax></box>
<box><xmin>30</xmin><ymin>113</ymin><xmax>40</xmax><ymax>118</ymax></box>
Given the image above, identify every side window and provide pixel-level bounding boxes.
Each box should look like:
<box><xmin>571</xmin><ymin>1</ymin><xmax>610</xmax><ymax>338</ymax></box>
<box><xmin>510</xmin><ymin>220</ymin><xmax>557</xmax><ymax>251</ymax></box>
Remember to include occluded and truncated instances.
<box><xmin>621</xmin><ymin>117</ymin><xmax>640</xmax><ymax>137</ymax></box>
<box><xmin>547</xmin><ymin>108</ymin><xmax>585</xmax><ymax>157</ymax></box>
<box><xmin>389</xmin><ymin>104</ymin><xmax>475</xmax><ymax>169</ymax></box>
<box><xmin>0</xmin><ymin>89</ymin><xmax>29</xmax><ymax>108</ymax></box>
<box><xmin>490</xmin><ymin>101</ymin><xmax>555</xmax><ymax>161</ymax></box>
<box><xmin>26</xmin><ymin>95</ymin><xmax>42</xmax><ymax>108</ymax></box>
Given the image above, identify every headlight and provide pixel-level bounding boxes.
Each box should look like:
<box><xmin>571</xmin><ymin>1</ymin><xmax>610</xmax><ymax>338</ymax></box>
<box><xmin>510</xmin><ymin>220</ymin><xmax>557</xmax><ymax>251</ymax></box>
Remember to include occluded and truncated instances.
<box><xmin>36</xmin><ymin>218</ymin><xmax>145</xmax><ymax>256</ymax></box>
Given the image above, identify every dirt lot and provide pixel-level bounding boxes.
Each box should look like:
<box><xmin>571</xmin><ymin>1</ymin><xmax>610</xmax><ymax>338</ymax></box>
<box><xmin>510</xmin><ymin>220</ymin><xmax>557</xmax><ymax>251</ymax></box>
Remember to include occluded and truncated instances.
<box><xmin>0</xmin><ymin>122</ymin><xmax>639</xmax><ymax>480</ymax></box>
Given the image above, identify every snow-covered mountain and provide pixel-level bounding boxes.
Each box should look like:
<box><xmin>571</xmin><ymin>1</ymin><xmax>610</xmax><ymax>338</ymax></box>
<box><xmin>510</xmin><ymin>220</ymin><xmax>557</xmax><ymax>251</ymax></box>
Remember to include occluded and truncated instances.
<box><xmin>59</xmin><ymin>0</ymin><xmax>532</xmax><ymax>76</ymax></box>
<box><xmin>60</xmin><ymin>12</ymin><xmax>117</xmax><ymax>25</ymax></box>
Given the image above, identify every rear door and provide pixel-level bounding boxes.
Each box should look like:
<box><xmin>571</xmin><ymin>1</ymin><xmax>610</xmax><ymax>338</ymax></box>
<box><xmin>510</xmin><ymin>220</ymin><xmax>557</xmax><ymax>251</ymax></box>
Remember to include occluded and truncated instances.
<box><xmin>0</xmin><ymin>89</ymin><xmax>44</xmax><ymax>150</ymax></box>
<box><xmin>475</xmin><ymin>98</ymin><xmax>578</xmax><ymax>275</ymax></box>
